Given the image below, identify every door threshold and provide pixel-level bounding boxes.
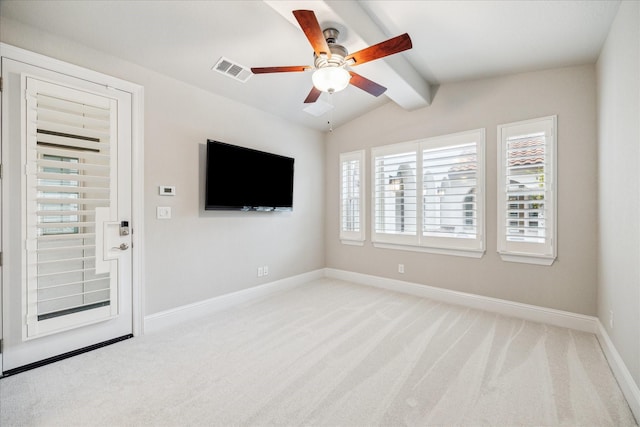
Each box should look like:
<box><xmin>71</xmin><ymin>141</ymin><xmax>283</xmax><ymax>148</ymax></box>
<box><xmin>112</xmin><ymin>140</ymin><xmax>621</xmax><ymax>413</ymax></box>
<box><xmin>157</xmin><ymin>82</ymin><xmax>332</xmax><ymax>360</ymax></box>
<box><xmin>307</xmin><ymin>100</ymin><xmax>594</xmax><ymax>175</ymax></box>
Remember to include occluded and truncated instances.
<box><xmin>1</xmin><ymin>334</ymin><xmax>133</xmax><ymax>378</ymax></box>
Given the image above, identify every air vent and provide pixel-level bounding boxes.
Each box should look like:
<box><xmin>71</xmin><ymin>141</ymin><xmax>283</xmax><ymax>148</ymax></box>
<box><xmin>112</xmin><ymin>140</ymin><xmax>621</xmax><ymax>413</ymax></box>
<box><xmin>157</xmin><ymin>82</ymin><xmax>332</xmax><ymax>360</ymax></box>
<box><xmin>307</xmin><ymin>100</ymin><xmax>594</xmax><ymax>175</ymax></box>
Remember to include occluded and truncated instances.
<box><xmin>303</xmin><ymin>99</ymin><xmax>334</xmax><ymax>117</ymax></box>
<box><xmin>213</xmin><ymin>57</ymin><xmax>252</xmax><ymax>83</ymax></box>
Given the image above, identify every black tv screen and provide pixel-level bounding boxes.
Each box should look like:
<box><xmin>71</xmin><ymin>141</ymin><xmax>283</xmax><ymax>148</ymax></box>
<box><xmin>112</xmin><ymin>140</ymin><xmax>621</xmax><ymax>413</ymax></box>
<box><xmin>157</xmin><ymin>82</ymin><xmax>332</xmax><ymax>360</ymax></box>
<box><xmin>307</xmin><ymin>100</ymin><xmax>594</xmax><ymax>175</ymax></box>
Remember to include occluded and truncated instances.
<box><xmin>205</xmin><ymin>140</ymin><xmax>294</xmax><ymax>211</ymax></box>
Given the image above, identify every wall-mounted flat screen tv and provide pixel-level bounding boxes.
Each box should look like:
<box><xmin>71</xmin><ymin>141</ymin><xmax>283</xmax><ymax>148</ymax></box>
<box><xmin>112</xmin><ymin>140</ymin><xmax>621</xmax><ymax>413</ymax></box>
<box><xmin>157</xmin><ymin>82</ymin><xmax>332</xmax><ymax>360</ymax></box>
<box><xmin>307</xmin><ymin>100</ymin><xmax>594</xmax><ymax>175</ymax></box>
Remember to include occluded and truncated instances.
<box><xmin>205</xmin><ymin>140</ymin><xmax>294</xmax><ymax>211</ymax></box>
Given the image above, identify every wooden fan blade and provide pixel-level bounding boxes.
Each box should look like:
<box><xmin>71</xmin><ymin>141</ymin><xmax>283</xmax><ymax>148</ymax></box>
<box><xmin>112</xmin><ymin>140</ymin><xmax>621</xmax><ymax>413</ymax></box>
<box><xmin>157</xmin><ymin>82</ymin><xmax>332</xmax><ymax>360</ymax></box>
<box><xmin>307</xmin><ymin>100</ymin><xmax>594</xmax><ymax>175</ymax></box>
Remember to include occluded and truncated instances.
<box><xmin>346</xmin><ymin>33</ymin><xmax>412</xmax><ymax>66</ymax></box>
<box><xmin>293</xmin><ymin>10</ymin><xmax>331</xmax><ymax>58</ymax></box>
<box><xmin>304</xmin><ymin>86</ymin><xmax>322</xmax><ymax>104</ymax></box>
<box><xmin>251</xmin><ymin>66</ymin><xmax>310</xmax><ymax>74</ymax></box>
<box><xmin>349</xmin><ymin>72</ymin><xmax>387</xmax><ymax>97</ymax></box>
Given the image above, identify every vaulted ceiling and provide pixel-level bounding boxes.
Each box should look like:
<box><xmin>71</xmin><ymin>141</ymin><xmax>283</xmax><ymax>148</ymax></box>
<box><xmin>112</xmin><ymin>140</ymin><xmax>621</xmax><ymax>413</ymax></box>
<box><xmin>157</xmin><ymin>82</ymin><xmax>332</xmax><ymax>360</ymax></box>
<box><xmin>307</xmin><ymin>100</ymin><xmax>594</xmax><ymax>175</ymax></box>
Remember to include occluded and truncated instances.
<box><xmin>0</xmin><ymin>0</ymin><xmax>621</xmax><ymax>132</ymax></box>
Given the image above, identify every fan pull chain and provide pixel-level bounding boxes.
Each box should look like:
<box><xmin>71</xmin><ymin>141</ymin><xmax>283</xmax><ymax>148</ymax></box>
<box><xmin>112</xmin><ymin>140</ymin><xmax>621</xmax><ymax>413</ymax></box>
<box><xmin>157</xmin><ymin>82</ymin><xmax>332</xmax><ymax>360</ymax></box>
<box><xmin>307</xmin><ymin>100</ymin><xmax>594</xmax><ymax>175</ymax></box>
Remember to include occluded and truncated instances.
<box><xmin>328</xmin><ymin>93</ymin><xmax>334</xmax><ymax>132</ymax></box>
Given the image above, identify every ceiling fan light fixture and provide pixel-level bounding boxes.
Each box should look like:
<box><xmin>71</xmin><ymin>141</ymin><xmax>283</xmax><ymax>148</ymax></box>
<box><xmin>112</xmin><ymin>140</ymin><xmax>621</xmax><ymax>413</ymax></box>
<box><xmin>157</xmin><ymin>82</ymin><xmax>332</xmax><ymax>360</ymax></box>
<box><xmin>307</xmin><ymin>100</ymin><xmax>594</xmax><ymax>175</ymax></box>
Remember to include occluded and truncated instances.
<box><xmin>251</xmin><ymin>11</ymin><xmax>411</xmax><ymax>104</ymax></box>
<box><xmin>312</xmin><ymin>67</ymin><xmax>350</xmax><ymax>94</ymax></box>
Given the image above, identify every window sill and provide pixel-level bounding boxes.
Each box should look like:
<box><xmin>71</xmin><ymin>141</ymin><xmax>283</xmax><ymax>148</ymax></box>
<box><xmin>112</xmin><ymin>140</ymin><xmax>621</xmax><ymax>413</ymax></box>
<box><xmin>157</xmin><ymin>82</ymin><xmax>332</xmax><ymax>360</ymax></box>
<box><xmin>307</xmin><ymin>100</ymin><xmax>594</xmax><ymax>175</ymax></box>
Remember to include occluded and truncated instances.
<box><xmin>372</xmin><ymin>242</ymin><xmax>484</xmax><ymax>259</ymax></box>
<box><xmin>499</xmin><ymin>252</ymin><xmax>556</xmax><ymax>266</ymax></box>
<box><xmin>341</xmin><ymin>239</ymin><xmax>365</xmax><ymax>246</ymax></box>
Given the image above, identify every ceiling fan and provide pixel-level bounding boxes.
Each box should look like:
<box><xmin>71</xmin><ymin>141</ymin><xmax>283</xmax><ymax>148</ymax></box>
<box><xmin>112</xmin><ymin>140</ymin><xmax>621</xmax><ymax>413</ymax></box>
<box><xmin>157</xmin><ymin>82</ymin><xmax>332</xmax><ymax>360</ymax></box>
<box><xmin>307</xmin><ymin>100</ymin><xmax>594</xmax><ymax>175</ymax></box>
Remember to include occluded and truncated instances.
<box><xmin>251</xmin><ymin>10</ymin><xmax>412</xmax><ymax>104</ymax></box>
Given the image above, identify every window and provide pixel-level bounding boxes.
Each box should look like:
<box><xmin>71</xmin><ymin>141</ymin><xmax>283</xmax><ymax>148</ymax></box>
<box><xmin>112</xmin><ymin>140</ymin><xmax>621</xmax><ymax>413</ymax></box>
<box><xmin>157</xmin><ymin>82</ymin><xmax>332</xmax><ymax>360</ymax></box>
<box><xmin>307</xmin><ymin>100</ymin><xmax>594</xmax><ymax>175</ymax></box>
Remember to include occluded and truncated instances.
<box><xmin>497</xmin><ymin>116</ymin><xmax>557</xmax><ymax>265</ymax></box>
<box><xmin>339</xmin><ymin>150</ymin><xmax>365</xmax><ymax>245</ymax></box>
<box><xmin>373</xmin><ymin>143</ymin><xmax>418</xmax><ymax>243</ymax></box>
<box><xmin>38</xmin><ymin>154</ymin><xmax>80</xmax><ymax>236</ymax></box>
<box><xmin>372</xmin><ymin>129</ymin><xmax>485</xmax><ymax>258</ymax></box>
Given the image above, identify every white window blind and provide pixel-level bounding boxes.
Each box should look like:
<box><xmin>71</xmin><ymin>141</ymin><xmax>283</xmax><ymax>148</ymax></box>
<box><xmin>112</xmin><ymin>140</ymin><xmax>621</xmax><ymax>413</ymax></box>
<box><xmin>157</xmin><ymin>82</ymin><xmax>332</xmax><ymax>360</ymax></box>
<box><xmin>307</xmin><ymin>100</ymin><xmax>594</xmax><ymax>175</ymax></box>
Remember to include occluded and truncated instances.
<box><xmin>372</xmin><ymin>129</ymin><xmax>485</xmax><ymax>258</ymax></box>
<box><xmin>497</xmin><ymin>116</ymin><xmax>557</xmax><ymax>265</ymax></box>
<box><xmin>372</xmin><ymin>130</ymin><xmax>485</xmax><ymax>257</ymax></box>
<box><xmin>25</xmin><ymin>77</ymin><xmax>118</xmax><ymax>337</ymax></box>
<box><xmin>423</xmin><ymin>142</ymin><xmax>478</xmax><ymax>239</ymax></box>
<box><xmin>340</xmin><ymin>150</ymin><xmax>365</xmax><ymax>245</ymax></box>
<box><xmin>505</xmin><ymin>134</ymin><xmax>546</xmax><ymax>243</ymax></box>
<box><xmin>420</xmin><ymin>129</ymin><xmax>485</xmax><ymax>254</ymax></box>
<box><xmin>373</xmin><ymin>144</ymin><xmax>418</xmax><ymax>246</ymax></box>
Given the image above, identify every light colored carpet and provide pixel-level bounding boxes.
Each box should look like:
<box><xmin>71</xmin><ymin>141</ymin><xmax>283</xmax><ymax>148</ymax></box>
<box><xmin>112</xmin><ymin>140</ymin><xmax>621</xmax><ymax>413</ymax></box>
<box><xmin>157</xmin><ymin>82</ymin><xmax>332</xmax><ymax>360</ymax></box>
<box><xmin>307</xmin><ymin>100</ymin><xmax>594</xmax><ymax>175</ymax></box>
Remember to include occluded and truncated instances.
<box><xmin>0</xmin><ymin>278</ymin><xmax>636</xmax><ymax>426</ymax></box>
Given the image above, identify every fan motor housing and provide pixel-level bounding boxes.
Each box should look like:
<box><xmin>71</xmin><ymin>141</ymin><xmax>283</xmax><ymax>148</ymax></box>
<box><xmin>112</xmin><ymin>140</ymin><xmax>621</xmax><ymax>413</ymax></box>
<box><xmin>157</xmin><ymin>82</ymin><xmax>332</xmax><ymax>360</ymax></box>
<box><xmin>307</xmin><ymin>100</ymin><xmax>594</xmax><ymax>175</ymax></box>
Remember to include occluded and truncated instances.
<box><xmin>314</xmin><ymin>28</ymin><xmax>348</xmax><ymax>69</ymax></box>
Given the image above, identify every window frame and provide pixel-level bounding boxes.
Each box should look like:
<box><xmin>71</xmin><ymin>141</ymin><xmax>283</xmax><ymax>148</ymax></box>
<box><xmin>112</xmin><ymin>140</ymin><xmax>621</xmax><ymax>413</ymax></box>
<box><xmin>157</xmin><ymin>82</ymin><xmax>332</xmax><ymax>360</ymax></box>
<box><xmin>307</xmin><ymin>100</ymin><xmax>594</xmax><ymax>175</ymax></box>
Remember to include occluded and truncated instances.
<box><xmin>497</xmin><ymin>115</ymin><xmax>557</xmax><ymax>265</ymax></box>
<box><xmin>371</xmin><ymin>129</ymin><xmax>485</xmax><ymax>258</ymax></box>
<box><xmin>339</xmin><ymin>150</ymin><xmax>366</xmax><ymax>245</ymax></box>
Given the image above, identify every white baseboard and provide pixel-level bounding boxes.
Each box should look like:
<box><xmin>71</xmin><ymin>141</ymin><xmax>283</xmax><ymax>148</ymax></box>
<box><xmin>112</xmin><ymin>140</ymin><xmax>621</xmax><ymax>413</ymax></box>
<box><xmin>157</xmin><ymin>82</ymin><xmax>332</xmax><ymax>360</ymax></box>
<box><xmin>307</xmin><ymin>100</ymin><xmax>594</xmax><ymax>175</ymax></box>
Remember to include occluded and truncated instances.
<box><xmin>144</xmin><ymin>269</ymin><xmax>324</xmax><ymax>334</ymax></box>
<box><xmin>324</xmin><ymin>268</ymin><xmax>598</xmax><ymax>333</ymax></box>
<box><xmin>146</xmin><ymin>267</ymin><xmax>597</xmax><ymax>335</ymax></box>
<box><xmin>596</xmin><ymin>321</ymin><xmax>640</xmax><ymax>422</ymax></box>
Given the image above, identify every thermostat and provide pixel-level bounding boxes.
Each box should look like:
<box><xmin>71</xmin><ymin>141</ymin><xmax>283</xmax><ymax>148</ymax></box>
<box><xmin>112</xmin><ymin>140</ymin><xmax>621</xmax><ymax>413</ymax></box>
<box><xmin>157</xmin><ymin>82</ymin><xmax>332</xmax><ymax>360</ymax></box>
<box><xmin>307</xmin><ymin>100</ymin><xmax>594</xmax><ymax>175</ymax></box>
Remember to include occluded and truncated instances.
<box><xmin>159</xmin><ymin>185</ymin><xmax>176</xmax><ymax>196</ymax></box>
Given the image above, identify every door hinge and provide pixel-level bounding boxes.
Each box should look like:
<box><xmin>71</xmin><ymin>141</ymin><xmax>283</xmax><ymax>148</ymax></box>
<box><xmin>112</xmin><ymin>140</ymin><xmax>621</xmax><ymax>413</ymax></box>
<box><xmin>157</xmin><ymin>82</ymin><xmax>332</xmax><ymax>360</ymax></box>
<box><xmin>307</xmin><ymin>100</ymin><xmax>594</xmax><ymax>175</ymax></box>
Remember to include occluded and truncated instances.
<box><xmin>0</xmin><ymin>77</ymin><xmax>3</xmax><ymax>92</ymax></box>
<box><xmin>0</xmin><ymin>251</ymin><xmax>3</xmax><ymax>267</ymax></box>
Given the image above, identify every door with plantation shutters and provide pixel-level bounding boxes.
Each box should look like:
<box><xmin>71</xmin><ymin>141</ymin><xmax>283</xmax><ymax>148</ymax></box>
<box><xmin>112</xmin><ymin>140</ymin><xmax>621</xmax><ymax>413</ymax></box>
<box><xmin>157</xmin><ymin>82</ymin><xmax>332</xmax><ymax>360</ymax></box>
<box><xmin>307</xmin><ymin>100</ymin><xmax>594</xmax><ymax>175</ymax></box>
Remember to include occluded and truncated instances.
<box><xmin>1</xmin><ymin>58</ymin><xmax>133</xmax><ymax>372</ymax></box>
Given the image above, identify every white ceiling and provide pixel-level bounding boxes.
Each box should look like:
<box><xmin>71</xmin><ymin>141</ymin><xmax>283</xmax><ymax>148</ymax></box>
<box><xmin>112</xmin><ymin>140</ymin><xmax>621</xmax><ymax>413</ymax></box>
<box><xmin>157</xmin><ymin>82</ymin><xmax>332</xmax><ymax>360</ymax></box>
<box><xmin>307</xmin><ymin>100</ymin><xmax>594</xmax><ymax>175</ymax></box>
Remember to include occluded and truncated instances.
<box><xmin>0</xmin><ymin>0</ymin><xmax>620</xmax><ymax>132</ymax></box>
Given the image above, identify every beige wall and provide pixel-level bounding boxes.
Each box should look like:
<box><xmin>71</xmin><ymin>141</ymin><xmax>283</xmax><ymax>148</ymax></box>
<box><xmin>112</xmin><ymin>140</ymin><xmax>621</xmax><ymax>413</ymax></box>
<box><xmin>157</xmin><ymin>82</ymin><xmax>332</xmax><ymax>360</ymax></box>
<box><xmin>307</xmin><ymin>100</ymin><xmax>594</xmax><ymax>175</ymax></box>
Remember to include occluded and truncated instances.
<box><xmin>326</xmin><ymin>65</ymin><xmax>598</xmax><ymax>315</ymax></box>
<box><xmin>597</xmin><ymin>0</ymin><xmax>640</xmax><ymax>387</ymax></box>
<box><xmin>142</xmin><ymin>72</ymin><xmax>325</xmax><ymax>314</ymax></box>
<box><xmin>0</xmin><ymin>17</ymin><xmax>326</xmax><ymax>315</ymax></box>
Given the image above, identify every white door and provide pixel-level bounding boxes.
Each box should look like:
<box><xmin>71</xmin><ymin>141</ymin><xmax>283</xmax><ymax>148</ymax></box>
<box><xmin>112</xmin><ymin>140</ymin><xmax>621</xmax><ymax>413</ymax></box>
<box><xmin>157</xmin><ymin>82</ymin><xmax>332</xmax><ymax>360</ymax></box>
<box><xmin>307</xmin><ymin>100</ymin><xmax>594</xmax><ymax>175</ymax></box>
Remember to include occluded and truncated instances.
<box><xmin>1</xmin><ymin>57</ymin><xmax>133</xmax><ymax>373</ymax></box>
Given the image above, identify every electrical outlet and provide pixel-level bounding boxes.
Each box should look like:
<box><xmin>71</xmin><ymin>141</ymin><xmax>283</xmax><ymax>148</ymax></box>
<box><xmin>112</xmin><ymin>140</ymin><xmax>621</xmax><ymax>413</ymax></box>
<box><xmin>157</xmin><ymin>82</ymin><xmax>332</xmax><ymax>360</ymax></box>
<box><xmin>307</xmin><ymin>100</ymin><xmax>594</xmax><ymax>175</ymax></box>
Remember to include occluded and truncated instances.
<box><xmin>609</xmin><ymin>310</ymin><xmax>614</xmax><ymax>329</ymax></box>
<box><xmin>263</xmin><ymin>265</ymin><xmax>269</xmax><ymax>276</ymax></box>
<box><xmin>398</xmin><ymin>264</ymin><xmax>405</xmax><ymax>274</ymax></box>
<box><xmin>257</xmin><ymin>267</ymin><xmax>264</xmax><ymax>277</ymax></box>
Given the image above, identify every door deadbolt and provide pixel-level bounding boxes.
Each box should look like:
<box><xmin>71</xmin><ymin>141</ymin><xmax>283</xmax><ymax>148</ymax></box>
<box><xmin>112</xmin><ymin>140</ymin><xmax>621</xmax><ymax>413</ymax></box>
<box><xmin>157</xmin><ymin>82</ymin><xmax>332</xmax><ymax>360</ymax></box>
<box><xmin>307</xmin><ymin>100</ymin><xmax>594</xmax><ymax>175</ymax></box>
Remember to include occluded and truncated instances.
<box><xmin>120</xmin><ymin>221</ymin><xmax>130</xmax><ymax>236</ymax></box>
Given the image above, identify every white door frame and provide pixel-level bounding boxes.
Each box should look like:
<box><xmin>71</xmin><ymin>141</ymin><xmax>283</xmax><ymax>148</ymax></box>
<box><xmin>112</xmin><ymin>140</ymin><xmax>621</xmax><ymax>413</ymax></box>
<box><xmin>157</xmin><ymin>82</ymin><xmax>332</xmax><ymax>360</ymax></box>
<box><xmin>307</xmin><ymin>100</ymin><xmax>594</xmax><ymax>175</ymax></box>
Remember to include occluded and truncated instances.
<box><xmin>0</xmin><ymin>43</ymin><xmax>145</xmax><ymax>370</ymax></box>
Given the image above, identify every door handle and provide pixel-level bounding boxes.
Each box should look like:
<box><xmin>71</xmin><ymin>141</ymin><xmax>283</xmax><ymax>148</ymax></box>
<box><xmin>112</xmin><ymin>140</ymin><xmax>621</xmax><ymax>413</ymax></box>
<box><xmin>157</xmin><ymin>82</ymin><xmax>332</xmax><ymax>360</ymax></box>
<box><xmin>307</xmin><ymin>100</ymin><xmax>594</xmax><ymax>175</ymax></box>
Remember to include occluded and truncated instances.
<box><xmin>112</xmin><ymin>243</ymin><xmax>129</xmax><ymax>251</ymax></box>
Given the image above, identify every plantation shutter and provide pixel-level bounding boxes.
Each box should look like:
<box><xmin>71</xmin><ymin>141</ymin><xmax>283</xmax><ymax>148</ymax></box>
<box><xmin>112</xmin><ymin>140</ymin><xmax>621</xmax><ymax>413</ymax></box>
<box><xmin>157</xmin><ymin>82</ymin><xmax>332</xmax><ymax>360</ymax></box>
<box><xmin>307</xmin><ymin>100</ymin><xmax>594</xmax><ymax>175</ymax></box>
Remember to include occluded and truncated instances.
<box><xmin>340</xmin><ymin>150</ymin><xmax>365</xmax><ymax>244</ymax></box>
<box><xmin>422</xmin><ymin>142</ymin><xmax>478</xmax><ymax>239</ymax></box>
<box><xmin>371</xmin><ymin>130</ymin><xmax>484</xmax><ymax>256</ymax></box>
<box><xmin>504</xmin><ymin>133</ymin><xmax>546</xmax><ymax>244</ymax></box>
<box><xmin>372</xmin><ymin>144</ymin><xmax>418</xmax><ymax>244</ymax></box>
<box><xmin>24</xmin><ymin>76</ymin><xmax>118</xmax><ymax>337</ymax></box>
<box><xmin>341</xmin><ymin>158</ymin><xmax>361</xmax><ymax>232</ymax></box>
<box><xmin>497</xmin><ymin>116</ymin><xmax>556</xmax><ymax>265</ymax></box>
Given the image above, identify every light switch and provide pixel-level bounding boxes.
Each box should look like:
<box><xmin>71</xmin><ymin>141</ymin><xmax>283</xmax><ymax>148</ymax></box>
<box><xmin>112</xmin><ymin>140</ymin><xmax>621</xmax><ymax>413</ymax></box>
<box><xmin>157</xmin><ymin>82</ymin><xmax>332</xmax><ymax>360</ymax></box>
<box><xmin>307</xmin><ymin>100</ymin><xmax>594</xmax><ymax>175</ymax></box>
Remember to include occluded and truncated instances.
<box><xmin>157</xmin><ymin>206</ymin><xmax>172</xmax><ymax>219</ymax></box>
